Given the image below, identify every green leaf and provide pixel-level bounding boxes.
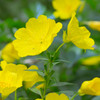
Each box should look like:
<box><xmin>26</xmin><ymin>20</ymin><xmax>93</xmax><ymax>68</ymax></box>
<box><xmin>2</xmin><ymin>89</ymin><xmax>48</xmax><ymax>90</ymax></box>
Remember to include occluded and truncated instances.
<box><xmin>36</xmin><ymin>57</ymin><xmax>48</xmax><ymax>61</ymax></box>
<box><xmin>31</xmin><ymin>81</ymin><xmax>44</xmax><ymax>89</ymax></box>
<box><xmin>59</xmin><ymin>90</ymin><xmax>74</xmax><ymax>97</ymax></box>
<box><xmin>53</xmin><ymin>62</ymin><xmax>60</xmax><ymax>66</ymax></box>
<box><xmin>55</xmin><ymin>59</ymin><xmax>70</xmax><ymax>63</ymax></box>
<box><xmin>25</xmin><ymin>69</ymin><xmax>44</xmax><ymax>77</ymax></box>
<box><xmin>29</xmin><ymin>88</ymin><xmax>41</xmax><ymax>96</ymax></box>
<box><xmin>51</xmin><ymin>82</ymin><xmax>74</xmax><ymax>87</ymax></box>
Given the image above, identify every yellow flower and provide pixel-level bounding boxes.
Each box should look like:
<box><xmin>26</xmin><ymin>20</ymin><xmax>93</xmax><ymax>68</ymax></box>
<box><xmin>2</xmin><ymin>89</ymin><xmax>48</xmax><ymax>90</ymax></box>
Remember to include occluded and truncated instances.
<box><xmin>82</xmin><ymin>56</ymin><xmax>100</xmax><ymax>66</ymax></box>
<box><xmin>0</xmin><ymin>70</ymin><xmax>22</xmax><ymax>98</ymax></box>
<box><xmin>63</xmin><ymin>12</ymin><xmax>95</xmax><ymax>50</ymax></box>
<box><xmin>1</xmin><ymin>42</ymin><xmax>20</xmax><ymax>62</ymax></box>
<box><xmin>23</xmin><ymin>65</ymin><xmax>44</xmax><ymax>89</ymax></box>
<box><xmin>0</xmin><ymin>60</ymin><xmax>27</xmax><ymax>78</ymax></box>
<box><xmin>85</xmin><ymin>21</ymin><xmax>100</xmax><ymax>31</ymax></box>
<box><xmin>36</xmin><ymin>93</ymin><xmax>69</xmax><ymax>100</ymax></box>
<box><xmin>1</xmin><ymin>61</ymin><xmax>44</xmax><ymax>89</ymax></box>
<box><xmin>52</xmin><ymin>0</ymin><xmax>81</xmax><ymax>19</ymax></box>
<box><xmin>78</xmin><ymin>77</ymin><xmax>100</xmax><ymax>96</ymax></box>
<box><xmin>13</xmin><ymin>15</ymin><xmax>62</xmax><ymax>57</ymax></box>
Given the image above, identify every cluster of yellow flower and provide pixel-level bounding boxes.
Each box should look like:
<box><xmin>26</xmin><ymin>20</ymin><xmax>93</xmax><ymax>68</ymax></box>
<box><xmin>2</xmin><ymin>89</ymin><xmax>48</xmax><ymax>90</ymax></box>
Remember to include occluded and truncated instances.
<box><xmin>0</xmin><ymin>0</ymin><xmax>100</xmax><ymax>99</ymax></box>
<box><xmin>0</xmin><ymin>60</ymin><xmax>44</xmax><ymax>99</ymax></box>
<box><xmin>1</xmin><ymin>14</ymin><xmax>95</xmax><ymax>60</ymax></box>
<box><xmin>52</xmin><ymin>0</ymin><xmax>100</xmax><ymax>31</ymax></box>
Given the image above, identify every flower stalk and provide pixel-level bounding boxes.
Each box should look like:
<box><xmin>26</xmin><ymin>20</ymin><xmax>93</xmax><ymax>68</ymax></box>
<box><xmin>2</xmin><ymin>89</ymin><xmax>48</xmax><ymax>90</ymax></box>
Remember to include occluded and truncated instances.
<box><xmin>15</xmin><ymin>90</ymin><xmax>17</xmax><ymax>100</ymax></box>
<box><xmin>71</xmin><ymin>92</ymin><xmax>78</xmax><ymax>100</ymax></box>
<box><xmin>41</xmin><ymin>43</ymin><xmax>65</xmax><ymax>100</ymax></box>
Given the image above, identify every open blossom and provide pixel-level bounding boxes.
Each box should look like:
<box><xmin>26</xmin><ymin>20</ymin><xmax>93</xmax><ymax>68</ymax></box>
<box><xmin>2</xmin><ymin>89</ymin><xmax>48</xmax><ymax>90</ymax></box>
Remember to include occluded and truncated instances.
<box><xmin>0</xmin><ymin>70</ymin><xmax>22</xmax><ymax>98</ymax></box>
<box><xmin>82</xmin><ymin>56</ymin><xmax>100</xmax><ymax>66</ymax></box>
<box><xmin>13</xmin><ymin>15</ymin><xmax>62</xmax><ymax>57</ymax></box>
<box><xmin>36</xmin><ymin>93</ymin><xmax>69</xmax><ymax>100</ymax></box>
<box><xmin>1</xmin><ymin>42</ymin><xmax>19</xmax><ymax>62</ymax></box>
<box><xmin>23</xmin><ymin>65</ymin><xmax>44</xmax><ymax>89</ymax></box>
<box><xmin>85</xmin><ymin>21</ymin><xmax>100</xmax><ymax>31</ymax></box>
<box><xmin>0</xmin><ymin>61</ymin><xmax>44</xmax><ymax>97</ymax></box>
<box><xmin>1</xmin><ymin>60</ymin><xmax>27</xmax><ymax>78</ymax></box>
<box><xmin>52</xmin><ymin>0</ymin><xmax>81</xmax><ymax>19</ymax></box>
<box><xmin>63</xmin><ymin>12</ymin><xmax>95</xmax><ymax>50</ymax></box>
<box><xmin>78</xmin><ymin>77</ymin><xmax>100</xmax><ymax>96</ymax></box>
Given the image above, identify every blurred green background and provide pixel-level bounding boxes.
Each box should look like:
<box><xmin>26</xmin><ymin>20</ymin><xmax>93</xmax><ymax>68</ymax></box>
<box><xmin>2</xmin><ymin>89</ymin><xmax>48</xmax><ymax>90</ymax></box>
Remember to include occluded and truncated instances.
<box><xmin>0</xmin><ymin>0</ymin><xmax>100</xmax><ymax>100</ymax></box>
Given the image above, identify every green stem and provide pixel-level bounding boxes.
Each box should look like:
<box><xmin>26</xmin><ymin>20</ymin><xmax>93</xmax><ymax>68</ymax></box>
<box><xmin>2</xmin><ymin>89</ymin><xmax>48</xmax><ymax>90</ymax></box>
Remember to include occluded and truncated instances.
<box><xmin>41</xmin><ymin>43</ymin><xmax>65</xmax><ymax>99</ymax></box>
<box><xmin>53</xmin><ymin>43</ymin><xmax>65</xmax><ymax>58</ymax></box>
<box><xmin>15</xmin><ymin>90</ymin><xmax>17</xmax><ymax>100</ymax></box>
<box><xmin>42</xmin><ymin>80</ymin><xmax>47</xmax><ymax>100</ymax></box>
<box><xmin>42</xmin><ymin>62</ymin><xmax>52</xmax><ymax>100</ymax></box>
<box><xmin>71</xmin><ymin>92</ymin><xmax>78</xmax><ymax>100</ymax></box>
